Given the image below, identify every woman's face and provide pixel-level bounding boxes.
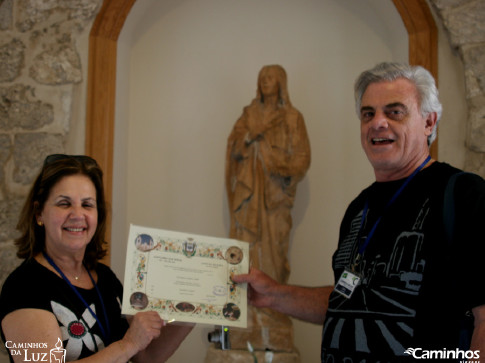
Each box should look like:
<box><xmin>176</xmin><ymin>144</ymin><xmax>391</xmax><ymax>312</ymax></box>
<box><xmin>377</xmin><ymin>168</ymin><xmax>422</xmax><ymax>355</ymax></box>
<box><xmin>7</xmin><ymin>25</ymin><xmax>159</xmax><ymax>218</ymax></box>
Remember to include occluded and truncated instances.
<box><xmin>38</xmin><ymin>174</ymin><xmax>98</xmax><ymax>255</ymax></box>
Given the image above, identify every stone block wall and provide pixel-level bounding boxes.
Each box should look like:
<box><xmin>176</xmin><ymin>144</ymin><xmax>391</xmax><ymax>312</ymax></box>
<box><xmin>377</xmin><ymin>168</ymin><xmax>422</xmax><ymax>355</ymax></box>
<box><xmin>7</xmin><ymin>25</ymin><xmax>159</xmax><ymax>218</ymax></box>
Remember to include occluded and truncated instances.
<box><xmin>430</xmin><ymin>0</ymin><xmax>485</xmax><ymax>173</ymax></box>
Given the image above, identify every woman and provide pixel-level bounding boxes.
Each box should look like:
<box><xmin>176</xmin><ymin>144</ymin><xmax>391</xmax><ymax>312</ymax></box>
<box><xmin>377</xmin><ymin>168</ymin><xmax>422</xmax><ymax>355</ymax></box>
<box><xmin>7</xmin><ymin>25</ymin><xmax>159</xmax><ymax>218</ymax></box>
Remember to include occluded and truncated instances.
<box><xmin>0</xmin><ymin>154</ymin><xmax>192</xmax><ymax>362</ymax></box>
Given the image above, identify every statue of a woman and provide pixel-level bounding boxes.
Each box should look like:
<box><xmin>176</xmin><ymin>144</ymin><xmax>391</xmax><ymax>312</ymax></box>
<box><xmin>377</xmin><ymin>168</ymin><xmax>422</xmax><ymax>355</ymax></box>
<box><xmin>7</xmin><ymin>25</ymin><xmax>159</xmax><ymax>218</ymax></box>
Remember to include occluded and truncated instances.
<box><xmin>226</xmin><ymin>65</ymin><xmax>311</xmax><ymax>284</ymax></box>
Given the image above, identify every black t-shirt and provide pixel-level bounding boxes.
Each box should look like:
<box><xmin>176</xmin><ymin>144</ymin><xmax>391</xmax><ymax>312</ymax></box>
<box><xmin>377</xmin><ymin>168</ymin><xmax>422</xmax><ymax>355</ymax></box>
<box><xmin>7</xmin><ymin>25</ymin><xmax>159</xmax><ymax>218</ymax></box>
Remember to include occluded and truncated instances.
<box><xmin>0</xmin><ymin>258</ymin><xmax>129</xmax><ymax>361</ymax></box>
<box><xmin>321</xmin><ymin>162</ymin><xmax>485</xmax><ymax>362</ymax></box>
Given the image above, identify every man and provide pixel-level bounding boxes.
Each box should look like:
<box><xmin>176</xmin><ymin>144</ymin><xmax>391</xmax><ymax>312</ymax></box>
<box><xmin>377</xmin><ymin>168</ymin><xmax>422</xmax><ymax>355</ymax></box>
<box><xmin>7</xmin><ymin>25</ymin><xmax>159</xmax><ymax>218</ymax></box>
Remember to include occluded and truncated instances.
<box><xmin>233</xmin><ymin>62</ymin><xmax>485</xmax><ymax>362</ymax></box>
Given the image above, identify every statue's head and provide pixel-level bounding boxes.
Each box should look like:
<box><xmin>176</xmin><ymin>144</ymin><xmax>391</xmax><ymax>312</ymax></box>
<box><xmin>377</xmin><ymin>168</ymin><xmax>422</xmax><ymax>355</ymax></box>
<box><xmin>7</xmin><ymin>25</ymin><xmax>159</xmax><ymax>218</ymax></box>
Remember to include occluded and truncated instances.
<box><xmin>257</xmin><ymin>65</ymin><xmax>291</xmax><ymax>106</ymax></box>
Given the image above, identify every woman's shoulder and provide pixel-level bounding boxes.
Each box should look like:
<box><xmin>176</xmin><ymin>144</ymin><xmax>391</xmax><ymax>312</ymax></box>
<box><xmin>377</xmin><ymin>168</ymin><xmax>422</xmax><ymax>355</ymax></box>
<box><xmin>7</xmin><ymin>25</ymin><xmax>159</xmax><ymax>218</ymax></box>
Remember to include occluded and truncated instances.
<box><xmin>1</xmin><ymin>258</ymin><xmax>61</xmax><ymax>297</ymax></box>
<box><xmin>2</xmin><ymin>258</ymin><xmax>44</xmax><ymax>286</ymax></box>
<box><xmin>95</xmin><ymin>262</ymin><xmax>118</xmax><ymax>278</ymax></box>
<box><xmin>94</xmin><ymin>263</ymin><xmax>125</xmax><ymax>305</ymax></box>
<box><xmin>95</xmin><ymin>263</ymin><xmax>122</xmax><ymax>288</ymax></box>
<box><xmin>0</xmin><ymin>259</ymin><xmax>55</xmax><ymax>321</ymax></box>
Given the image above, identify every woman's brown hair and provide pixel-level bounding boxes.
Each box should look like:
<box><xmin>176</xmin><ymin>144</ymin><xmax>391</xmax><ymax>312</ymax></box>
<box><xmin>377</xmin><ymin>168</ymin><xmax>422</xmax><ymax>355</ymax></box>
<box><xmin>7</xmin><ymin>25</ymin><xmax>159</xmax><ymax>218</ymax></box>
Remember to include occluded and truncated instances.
<box><xmin>15</xmin><ymin>154</ymin><xmax>108</xmax><ymax>269</ymax></box>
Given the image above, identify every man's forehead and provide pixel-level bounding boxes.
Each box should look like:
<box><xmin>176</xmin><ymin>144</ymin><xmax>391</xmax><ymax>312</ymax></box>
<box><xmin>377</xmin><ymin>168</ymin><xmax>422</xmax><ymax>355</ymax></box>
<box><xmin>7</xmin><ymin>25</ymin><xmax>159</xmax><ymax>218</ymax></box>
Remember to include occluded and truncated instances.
<box><xmin>361</xmin><ymin>79</ymin><xmax>419</xmax><ymax>107</ymax></box>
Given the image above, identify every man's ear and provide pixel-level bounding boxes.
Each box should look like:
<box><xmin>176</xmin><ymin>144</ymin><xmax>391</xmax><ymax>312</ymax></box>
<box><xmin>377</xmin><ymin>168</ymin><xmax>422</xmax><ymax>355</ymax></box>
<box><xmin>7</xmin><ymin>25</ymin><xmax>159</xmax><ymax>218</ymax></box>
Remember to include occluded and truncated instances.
<box><xmin>424</xmin><ymin>112</ymin><xmax>438</xmax><ymax>136</ymax></box>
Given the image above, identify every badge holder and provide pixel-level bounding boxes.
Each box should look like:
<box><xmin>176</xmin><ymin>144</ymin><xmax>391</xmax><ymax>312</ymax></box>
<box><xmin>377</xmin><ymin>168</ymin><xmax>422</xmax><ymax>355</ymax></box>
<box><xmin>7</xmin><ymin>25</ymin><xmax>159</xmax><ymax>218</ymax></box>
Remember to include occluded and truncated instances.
<box><xmin>335</xmin><ymin>269</ymin><xmax>361</xmax><ymax>298</ymax></box>
<box><xmin>335</xmin><ymin>255</ymin><xmax>362</xmax><ymax>299</ymax></box>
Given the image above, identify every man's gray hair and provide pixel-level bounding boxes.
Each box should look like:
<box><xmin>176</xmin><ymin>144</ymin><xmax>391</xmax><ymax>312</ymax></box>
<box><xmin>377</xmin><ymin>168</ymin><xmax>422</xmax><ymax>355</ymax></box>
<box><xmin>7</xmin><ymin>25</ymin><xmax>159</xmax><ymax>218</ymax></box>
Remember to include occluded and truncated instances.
<box><xmin>354</xmin><ymin>62</ymin><xmax>442</xmax><ymax>145</ymax></box>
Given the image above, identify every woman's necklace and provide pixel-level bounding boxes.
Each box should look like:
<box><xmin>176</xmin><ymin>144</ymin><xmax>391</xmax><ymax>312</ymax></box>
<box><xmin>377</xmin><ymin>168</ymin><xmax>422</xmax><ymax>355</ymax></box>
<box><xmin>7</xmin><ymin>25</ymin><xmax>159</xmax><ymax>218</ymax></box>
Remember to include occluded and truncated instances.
<box><xmin>72</xmin><ymin>269</ymin><xmax>82</xmax><ymax>281</ymax></box>
<box><xmin>45</xmin><ymin>254</ymin><xmax>83</xmax><ymax>281</ymax></box>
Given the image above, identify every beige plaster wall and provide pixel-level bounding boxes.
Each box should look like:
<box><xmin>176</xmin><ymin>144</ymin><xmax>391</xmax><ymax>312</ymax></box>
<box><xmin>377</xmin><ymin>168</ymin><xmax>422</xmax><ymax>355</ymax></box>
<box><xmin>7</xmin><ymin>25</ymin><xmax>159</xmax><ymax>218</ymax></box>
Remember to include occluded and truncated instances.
<box><xmin>111</xmin><ymin>1</ymin><xmax>467</xmax><ymax>362</ymax></box>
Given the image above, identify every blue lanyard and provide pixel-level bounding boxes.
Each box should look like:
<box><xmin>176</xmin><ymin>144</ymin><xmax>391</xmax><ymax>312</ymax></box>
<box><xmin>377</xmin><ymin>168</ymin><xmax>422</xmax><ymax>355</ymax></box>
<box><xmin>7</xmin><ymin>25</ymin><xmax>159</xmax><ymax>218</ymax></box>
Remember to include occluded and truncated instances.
<box><xmin>43</xmin><ymin>251</ymin><xmax>111</xmax><ymax>343</ymax></box>
<box><xmin>358</xmin><ymin>155</ymin><xmax>431</xmax><ymax>255</ymax></box>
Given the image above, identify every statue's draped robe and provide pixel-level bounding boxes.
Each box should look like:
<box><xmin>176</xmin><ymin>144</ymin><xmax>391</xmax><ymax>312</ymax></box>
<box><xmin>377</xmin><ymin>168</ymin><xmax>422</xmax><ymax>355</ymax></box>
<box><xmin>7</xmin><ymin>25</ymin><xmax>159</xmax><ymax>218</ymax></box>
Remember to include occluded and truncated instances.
<box><xmin>226</xmin><ymin>99</ymin><xmax>311</xmax><ymax>284</ymax></box>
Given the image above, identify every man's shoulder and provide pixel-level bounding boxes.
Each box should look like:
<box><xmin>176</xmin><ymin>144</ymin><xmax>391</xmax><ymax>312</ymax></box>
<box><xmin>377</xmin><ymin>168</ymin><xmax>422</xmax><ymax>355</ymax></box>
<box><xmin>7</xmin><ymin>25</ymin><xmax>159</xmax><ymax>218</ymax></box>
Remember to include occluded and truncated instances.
<box><xmin>428</xmin><ymin>161</ymin><xmax>461</xmax><ymax>176</ymax></box>
<box><xmin>431</xmin><ymin>161</ymin><xmax>485</xmax><ymax>186</ymax></box>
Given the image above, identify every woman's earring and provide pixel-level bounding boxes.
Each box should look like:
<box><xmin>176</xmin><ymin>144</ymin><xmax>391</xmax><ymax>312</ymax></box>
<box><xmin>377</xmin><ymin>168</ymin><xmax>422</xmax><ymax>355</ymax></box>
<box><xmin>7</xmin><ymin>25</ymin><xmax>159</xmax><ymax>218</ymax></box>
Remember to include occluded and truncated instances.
<box><xmin>37</xmin><ymin>220</ymin><xmax>43</xmax><ymax>226</ymax></box>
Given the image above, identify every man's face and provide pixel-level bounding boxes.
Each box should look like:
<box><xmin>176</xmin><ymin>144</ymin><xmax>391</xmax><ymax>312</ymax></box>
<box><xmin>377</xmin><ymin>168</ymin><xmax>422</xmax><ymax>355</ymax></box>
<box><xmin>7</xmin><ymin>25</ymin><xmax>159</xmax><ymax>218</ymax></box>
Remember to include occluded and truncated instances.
<box><xmin>360</xmin><ymin>78</ymin><xmax>435</xmax><ymax>181</ymax></box>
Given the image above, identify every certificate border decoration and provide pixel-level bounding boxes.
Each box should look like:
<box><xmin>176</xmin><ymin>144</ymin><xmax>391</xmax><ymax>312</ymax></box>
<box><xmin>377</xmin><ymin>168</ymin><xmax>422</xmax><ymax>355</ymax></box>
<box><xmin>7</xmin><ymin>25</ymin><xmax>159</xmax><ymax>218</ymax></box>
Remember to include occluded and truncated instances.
<box><xmin>122</xmin><ymin>224</ymin><xmax>248</xmax><ymax>328</ymax></box>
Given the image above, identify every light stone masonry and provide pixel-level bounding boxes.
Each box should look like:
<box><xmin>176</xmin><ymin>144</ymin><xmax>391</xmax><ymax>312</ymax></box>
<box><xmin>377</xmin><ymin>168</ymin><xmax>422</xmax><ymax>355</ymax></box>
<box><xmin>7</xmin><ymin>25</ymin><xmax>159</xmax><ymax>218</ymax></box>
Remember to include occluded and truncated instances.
<box><xmin>0</xmin><ymin>7</ymin><xmax>102</xmax><ymax>360</ymax></box>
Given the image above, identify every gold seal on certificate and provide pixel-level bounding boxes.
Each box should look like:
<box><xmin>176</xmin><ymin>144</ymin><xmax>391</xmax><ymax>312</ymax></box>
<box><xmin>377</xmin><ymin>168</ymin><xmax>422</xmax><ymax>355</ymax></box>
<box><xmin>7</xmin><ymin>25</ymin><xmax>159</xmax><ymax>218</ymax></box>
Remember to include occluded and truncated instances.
<box><xmin>225</xmin><ymin>246</ymin><xmax>243</xmax><ymax>264</ymax></box>
<box><xmin>121</xmin><ymin>224</ymin><xmax>249</xmax><ymax>328</ymax></box>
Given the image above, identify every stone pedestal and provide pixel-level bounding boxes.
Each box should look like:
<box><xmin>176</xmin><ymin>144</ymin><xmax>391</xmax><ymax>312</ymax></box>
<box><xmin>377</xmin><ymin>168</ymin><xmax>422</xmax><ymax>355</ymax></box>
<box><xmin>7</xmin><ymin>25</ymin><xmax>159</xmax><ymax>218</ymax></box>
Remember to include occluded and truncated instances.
<box><xmin>229</xmin><ymin>307</ymin><xmax>296</xmax><ymax>351</ymax></box>
<box><xmin>205</xmin><ymin>345</ymin><xmax>300</xmax><ymax>363</ymax></box>
<box><xmin>205</xmin><ymin>306</ymin><xmax>301</xmax><ymax>362</ymax></box>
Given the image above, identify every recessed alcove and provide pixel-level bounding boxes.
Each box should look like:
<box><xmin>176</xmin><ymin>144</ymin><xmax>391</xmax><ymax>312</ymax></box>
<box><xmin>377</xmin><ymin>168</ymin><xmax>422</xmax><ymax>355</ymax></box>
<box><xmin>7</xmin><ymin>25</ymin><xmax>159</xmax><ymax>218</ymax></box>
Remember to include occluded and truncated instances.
<box><xmin>86</xmin><ymin>1</ymin><xmax>439</xmax><ymax>361</ymax></box>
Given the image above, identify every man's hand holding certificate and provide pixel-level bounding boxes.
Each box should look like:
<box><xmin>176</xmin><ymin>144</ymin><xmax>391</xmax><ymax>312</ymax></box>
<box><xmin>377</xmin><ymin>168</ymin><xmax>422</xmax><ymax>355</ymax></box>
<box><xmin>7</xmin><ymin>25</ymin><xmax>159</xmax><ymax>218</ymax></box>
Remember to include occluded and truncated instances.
<box><xmin>121</xmin><ymin>224</ymin><xmax>248</xmax><ymax>328</ymax></box>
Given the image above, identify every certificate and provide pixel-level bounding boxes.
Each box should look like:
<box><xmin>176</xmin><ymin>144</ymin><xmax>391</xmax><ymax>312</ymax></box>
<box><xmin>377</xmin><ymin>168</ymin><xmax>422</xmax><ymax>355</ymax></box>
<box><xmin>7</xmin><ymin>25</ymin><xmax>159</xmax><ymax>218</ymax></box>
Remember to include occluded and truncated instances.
<box><xmin>121</xmin><ymin>224</ymin><xmax>248</xmax><ymax>328</ymax></box>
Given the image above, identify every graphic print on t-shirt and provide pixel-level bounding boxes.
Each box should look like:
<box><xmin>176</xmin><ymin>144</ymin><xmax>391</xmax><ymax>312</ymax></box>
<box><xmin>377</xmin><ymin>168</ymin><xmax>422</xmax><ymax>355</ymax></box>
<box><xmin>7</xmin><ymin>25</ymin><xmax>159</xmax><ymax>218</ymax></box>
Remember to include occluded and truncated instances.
<box><xmin>51</xmin><ymin>301</ymin><xmax>104</xmax><ymax>361</ymax></box>
<box><xmin>324</xmin><ymin>198</ymin><xmax>430</xmax><ymax>358</ymax></box>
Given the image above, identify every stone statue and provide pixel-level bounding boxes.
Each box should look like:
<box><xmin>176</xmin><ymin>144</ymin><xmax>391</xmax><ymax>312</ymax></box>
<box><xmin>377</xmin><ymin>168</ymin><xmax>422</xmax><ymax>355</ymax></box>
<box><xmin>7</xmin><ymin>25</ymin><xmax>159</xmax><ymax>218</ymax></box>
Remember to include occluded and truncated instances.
<box><xmin>226</xmin><ymin>64</ymin><xmax>311</xmax><ymax>285</ymax></box>
<box><xmin>211</xmin><ymin>65</ymin><xmax>310</xmax><ymax>360</ymax></box>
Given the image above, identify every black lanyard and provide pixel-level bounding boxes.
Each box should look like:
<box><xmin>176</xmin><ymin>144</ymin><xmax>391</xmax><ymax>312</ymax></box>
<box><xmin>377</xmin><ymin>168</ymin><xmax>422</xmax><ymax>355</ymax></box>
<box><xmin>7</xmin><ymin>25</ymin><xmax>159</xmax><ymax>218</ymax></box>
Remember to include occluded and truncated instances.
<box><xmin>43</xmin><ymin>251</ymin><xmax>111</xmax><ymax>343</ymax></box>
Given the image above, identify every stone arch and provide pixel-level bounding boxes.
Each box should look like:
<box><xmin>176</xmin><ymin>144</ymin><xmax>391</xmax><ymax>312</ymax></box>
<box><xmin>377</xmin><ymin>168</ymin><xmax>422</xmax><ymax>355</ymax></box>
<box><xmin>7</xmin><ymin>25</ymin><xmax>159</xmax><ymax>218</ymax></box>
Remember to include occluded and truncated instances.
<box><xmin>85</xmin><ymin>0</ymin><xmax>437</xmax><ymax>259</ymax></box>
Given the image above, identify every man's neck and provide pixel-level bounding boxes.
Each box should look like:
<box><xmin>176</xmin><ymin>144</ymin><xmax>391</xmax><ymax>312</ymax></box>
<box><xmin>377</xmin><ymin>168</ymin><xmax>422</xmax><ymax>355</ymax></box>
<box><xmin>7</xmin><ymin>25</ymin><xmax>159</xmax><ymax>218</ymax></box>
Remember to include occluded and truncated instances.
<box><xmin>374</xmin><ymin>156</ymin><xmax>434</xmax><ymax>182</ymax></box>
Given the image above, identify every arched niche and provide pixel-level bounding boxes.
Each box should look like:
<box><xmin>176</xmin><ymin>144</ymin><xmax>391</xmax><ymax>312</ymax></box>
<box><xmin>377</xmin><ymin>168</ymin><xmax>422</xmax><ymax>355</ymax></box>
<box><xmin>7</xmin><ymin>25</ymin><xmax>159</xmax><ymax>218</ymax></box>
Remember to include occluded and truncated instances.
<box><xmin>85</xmin><ymin>0</ymin><xmax>437</xmax><ymax>261</ymax></box>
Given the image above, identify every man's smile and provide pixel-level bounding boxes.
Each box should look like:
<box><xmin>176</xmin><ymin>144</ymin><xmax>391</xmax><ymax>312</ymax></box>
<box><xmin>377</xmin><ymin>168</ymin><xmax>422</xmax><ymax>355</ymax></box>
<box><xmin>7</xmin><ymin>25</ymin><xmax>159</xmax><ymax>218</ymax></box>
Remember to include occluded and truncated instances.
<box><xmin>371</xmin><ymin>138</ymin><xmax>395</xmax><ymax>145</ymax></box>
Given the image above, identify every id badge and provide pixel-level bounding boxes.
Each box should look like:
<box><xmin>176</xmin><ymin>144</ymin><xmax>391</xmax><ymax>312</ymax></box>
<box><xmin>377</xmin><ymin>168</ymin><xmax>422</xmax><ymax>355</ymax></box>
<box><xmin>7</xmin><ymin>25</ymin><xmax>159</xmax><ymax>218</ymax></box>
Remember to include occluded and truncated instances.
<box><xmin>335</xmin><ymin>269</ymin><xmax>361</xmax><ymax>299</ymax></box>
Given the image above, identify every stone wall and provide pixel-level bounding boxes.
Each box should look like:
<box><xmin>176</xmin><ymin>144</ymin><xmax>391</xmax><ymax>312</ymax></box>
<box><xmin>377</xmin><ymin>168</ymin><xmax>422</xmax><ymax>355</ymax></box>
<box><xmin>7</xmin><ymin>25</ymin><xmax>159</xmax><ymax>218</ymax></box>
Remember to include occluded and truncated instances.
<box><xmin>430</xmin><ymin>0</ymin><xmax>485</xmax><ymax>173</ymax></box>
<box><xmin>0</xmin><ymin>0</ymin><xmax>103</xmax><ymax>291</ymax></box>
<box><xmin>0</xmin><ymin>0</ymin><xmax>102</xmax><ymax>355</ymax></box>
